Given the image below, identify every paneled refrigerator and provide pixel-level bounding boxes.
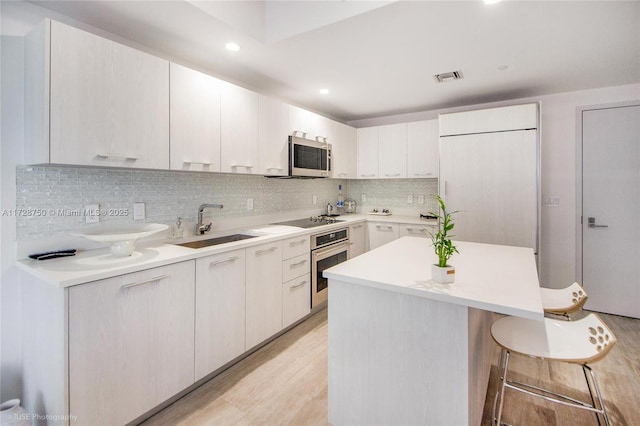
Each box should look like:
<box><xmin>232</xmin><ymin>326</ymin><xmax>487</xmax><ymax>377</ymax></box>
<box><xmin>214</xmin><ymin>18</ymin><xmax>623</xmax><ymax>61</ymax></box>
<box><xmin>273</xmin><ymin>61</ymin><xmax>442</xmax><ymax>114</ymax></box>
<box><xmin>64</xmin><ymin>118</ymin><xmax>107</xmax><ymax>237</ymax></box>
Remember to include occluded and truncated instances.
<box><xmin>438</xmin><ymin>103</ymin><xmax>540</xmax><ymax>260</ymax></box>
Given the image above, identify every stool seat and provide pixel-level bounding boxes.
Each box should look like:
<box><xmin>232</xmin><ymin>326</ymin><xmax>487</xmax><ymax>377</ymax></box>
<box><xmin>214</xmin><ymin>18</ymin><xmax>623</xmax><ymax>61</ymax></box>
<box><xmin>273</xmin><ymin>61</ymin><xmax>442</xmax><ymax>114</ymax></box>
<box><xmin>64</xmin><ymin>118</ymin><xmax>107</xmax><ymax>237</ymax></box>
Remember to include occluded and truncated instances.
<box><xmin>491</xmin><ymin>313</ymin><xmax>615</xmax><ymax>363</ymax></box>
<box><xmin>540</xmin><ymin>282</ymin><xmax>588</xmax><ymax>316</ymax></box>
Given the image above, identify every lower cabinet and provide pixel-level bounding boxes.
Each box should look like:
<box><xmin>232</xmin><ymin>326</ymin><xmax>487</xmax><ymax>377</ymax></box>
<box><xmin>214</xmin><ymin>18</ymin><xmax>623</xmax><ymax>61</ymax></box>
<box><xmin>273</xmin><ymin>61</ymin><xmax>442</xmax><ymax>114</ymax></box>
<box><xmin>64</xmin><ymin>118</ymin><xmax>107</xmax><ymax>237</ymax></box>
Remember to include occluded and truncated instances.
<box><xmin>367</xmin><ymin>222</ymin><xmax>400</xmax><ymax>251</ymax></box>
<box><xmin>195</xmin><ymin>249</ymin><xmax>246</xmax><ymax>381</ymax></box>
<box><xmin>348</xmin><ymin>222</ymin><xmax>367</xmax><ymax>259</ymax></box>
<box><xmin>399</xmin><ymin>224</ymin><xmax>435</xmax><ymax>239</ymax></box>
<box><xmin>281</xmin><ymin>234</ymin><xmax>311</xmax><ymax>327</ymax></box>
<box><xmin>68</xmin><ymin>261</ymin><xmax>195</xmax><ymax>426</ymax></box>
<box><xmin>246</xmin><ymin>241</ymin><xmax>284</xmax><ymax>350</ymax></box>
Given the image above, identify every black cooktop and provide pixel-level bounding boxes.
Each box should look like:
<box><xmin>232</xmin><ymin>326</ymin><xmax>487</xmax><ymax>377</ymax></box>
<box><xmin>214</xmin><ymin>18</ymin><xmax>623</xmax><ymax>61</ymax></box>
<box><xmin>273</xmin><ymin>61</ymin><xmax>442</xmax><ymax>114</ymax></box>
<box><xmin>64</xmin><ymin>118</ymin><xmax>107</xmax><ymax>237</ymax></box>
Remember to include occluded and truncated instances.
<box><xmin>271</xmin><ymin>216</ymin><xmax>345</xmax><ymax>229</ymax></box>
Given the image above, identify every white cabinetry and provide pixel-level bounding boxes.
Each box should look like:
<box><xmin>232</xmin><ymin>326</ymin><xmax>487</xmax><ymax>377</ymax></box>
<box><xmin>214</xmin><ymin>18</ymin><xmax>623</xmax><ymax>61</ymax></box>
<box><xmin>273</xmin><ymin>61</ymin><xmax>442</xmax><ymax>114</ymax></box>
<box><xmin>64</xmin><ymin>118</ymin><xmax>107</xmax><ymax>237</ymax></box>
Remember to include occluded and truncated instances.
<box><xmin>221</xmin><ymin>82</ymin><xmax>259</xmax><ymax>174</ymax></box>
<box><xmin>289</xmin><ymin>106</ymin><xmax>331</xmax><ymax>141</ymax></box>
<box><xmin>246</xmin><ymin>241</ymin><xmax>283</xmax><ymax>349</ymax></box>
<box><xmin>331</xmin><ymin>121</ymin><xmax>358</xmax><ymax>179</ymax></box>
<box><xmin>281</xmin><ymin>235</ymin><xmax>311</xmax><ymax>327</ymax></box>
<box><xmin>367</xmin><ymin>222</ymin><xmax>400</xmax><ymax>251</ymax></box>
<box><xmin>195</xmin><ymin>249</ymin><xmax>245</xmax><ymax>381</ymax></box>
<box><xmin>170</xmin><ymin>63</ymin><xmax>221</xmax><ymax>172</ymax></box>
<box><xmin>399</xmin><ymin>223</ymin><xmax>434</xmax><ymax>239</ymax></box>
<box><xmin>378</xmin><ymin>123</ymin><xmax>407</xmax><ymax>178</ymax></box>
<box><xmin>357</xmin><ymin>127</ymin><xmax>379</xmax><ymax>178</ymax></box>
<box><xmin>348</xmin><ymin>222</ymin><xmax>367</xmax><ymax>258</ymax></box>
<box><xmin>26</xmin><ymin>20</ymin><xmax>170</xmax><ymax>169</ymax></box>
<box><xmin>68</xmin><ymin>262</ymin><xmax>195</xmax><ymax>425</ymax></box>
<box><xmin>259</xmin><ymin>95</ymin><xmax>289</xmax><ymax>176</ymax></box>
<box><xmin>407</xmin><ymin>120</ymin><xmax>439</xmax><ymax>178</ymax></box>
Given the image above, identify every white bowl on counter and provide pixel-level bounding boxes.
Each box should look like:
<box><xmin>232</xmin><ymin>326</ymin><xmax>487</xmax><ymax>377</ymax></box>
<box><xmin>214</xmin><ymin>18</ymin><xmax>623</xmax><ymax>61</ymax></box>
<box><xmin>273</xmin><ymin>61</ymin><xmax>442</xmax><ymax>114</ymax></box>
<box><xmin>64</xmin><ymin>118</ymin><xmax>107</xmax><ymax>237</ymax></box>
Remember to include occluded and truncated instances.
<box><xmin>70</xmin><ymin>223</ymin><xmax>169</xmax><ymax>257</ymax></box>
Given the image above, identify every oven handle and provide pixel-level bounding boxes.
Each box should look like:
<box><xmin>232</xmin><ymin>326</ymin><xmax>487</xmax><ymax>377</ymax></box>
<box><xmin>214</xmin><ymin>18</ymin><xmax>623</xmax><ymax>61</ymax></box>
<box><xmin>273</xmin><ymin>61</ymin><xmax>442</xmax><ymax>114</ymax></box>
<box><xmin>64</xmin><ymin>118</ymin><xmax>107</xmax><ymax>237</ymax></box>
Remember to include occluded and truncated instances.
<box><xmin>312</xmin><ymin>240</ymin><xmax>350</xmax><ymax>260</ymax></box>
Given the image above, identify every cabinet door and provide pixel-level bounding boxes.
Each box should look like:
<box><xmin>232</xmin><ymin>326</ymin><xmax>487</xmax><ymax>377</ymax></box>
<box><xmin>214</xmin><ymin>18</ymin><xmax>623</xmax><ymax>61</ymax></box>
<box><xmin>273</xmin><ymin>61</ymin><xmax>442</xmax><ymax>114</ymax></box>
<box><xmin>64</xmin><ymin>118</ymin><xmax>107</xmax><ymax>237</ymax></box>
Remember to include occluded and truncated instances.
<box><xmin>221</xmin><ymin>82</ymin><xmax>259</xmax><ymax>173</ymax></box>
<box><xmin>246</xmin><ymin>241</ymin><xmax>283</xmax><ymax>349</ymax></box>
<box><xmin>282</xmin><ymin>276</ymin><xmax>311</xmax><ymax>328</ymax></box>
<box><xmin>407</xmin><ymin>120</ymin><xmax>439</xmax><ymax>178</ymax></box>
<box><xmin>367</xmin><ymin>222</ymin><xmax>400</xmax><ymax>250</ymax></box>
<box><xmin>378</xmin><ymin>123</ymin><xmax>407</xmax><ymax>178</ymax></box>
<box><xmin>331</xmin><ymin>121</ymin><xmax>358</xmax><ymax>179</ymax></box>
<box><xmin>170</xmin><ymin>63</ymin><xmax>221</xmax><ymax>172</ymax></box>
<box><xmin>195</xmin><ymin>249</ymin><xmax>245</xmax><ymax>381</ymax></box>
<box><xmin>50</xmin><ymin>21</ymin><xmax>169</xmax><ymax>169</ymax></box>
<box><xmin>282</xmin><ymin>235</ymin><xmax>310</xmax><ymax>260</ymax></box>
<box><xmin>289</xmin><ymin>105</ymin><xmax>312</xmax><ymax>137</ymax></box>
<box><xmin>349</xmin><ymin>222</ymin><xmax>367</xmax><ymax>258</ymax></box>
<box><xmin>69</xmin><ymin>261</ymin><xmax>195</xmax><ymax>426</ymax></box>
<box><xmin>357</xmin><ymin>127</ymin><xmax>379</xmax><ymax>178</ymax></box>
<box><xmin>399</xmin><ymin>224</ymin><xmax>434</xmax><ymax>239</ymax></box>
<box><xmin>258</xmin><ymin>95</ymin><xmax>289</xmax><ymax>176</ymax></box>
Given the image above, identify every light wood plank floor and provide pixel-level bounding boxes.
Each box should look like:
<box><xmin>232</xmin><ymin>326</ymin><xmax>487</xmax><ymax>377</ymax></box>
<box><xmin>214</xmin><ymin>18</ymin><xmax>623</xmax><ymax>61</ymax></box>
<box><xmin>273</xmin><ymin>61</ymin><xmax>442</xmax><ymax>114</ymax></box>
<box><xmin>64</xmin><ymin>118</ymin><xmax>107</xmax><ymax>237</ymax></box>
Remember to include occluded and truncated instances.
<box><xmin>142</xmin><ymin>309</ymin><xmax>639</xmax><ymax>426</ymax></box>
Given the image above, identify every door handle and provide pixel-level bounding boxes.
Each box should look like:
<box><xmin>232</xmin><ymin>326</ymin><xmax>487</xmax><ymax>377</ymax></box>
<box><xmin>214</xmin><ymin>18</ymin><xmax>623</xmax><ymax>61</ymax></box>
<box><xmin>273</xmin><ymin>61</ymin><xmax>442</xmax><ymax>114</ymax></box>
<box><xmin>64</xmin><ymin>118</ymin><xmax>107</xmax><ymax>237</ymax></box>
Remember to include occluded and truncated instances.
<box><xmin>588</xmin><ymin>217</ymin><xmax>608</xmax><ymax>228</ymax></box>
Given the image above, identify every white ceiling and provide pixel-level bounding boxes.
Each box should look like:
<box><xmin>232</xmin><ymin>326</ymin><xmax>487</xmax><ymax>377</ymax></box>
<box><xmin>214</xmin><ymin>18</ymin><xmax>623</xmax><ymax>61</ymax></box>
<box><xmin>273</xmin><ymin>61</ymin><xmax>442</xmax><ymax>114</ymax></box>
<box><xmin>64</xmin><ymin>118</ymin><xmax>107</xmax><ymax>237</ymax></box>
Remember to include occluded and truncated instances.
<box><xmin>7</xmin><ymin>1</ymin><xmax>640</xmax><ymax>122</ymax></box>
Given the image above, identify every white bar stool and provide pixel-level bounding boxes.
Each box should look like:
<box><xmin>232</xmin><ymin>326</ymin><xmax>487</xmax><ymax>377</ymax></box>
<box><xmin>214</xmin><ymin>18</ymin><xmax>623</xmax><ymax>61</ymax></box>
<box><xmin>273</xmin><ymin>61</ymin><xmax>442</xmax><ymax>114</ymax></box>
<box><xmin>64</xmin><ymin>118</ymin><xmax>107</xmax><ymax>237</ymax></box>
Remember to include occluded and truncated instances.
<box><xmin>540</xmin><ymin>282</ymin><xmax>588</xmax><ymax>319</ymax></box>
<box><xmin>491</xmin><ymin>313</ymin><xmax>616</xmax><ymax>426</ymax></box>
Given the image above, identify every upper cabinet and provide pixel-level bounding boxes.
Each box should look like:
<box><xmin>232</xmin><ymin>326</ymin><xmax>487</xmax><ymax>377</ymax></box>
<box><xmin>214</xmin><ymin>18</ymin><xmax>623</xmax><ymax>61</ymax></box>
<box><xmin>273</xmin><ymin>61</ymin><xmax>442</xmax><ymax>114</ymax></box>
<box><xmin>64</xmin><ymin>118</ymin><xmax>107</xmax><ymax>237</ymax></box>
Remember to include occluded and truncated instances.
<box><xmin>289</xmin><ymin>106</ymin><xmax>330</xmax><ymax>141</ymax></box>
<box><xmin>170</xmin><ymin>63</ymin><xmax>221</xmax><ymax>172</ymax></box>
<box><xmin>378</xmin><ymin>123</ymin><xmax>407</xmax><ymax>178</ymax></box>
<box><xmin>220</xmin><ymin>82</ymin><xmax>260</xmax><ymax>174</ymax></box>
<box><xmin>407</xmin><ymin>120</ymin><xmax>439</xmax><ymax>178</ymax></box>
<box><xmin>26</xmin><ymin>20</ymin><xmax>170</xmax><ymax>169</ymax></box>
<box><xmin>357</xmin><ymin>127</ymin><xmax>379</xmax><ymax>178</ymax></box>
<box><xmin>331</xmin><ymin>121</ymin><xmax>357</xmax><ymax>179</ymax></box>
<box><xmin>356</xmin><ymin>121</ymin><xmax>439</xmax><ymax>179</ymax></box>
<box><xmin>258</xmin><ymin>95</ymin><xmax>289</xmax><ymax>176</ymax></box>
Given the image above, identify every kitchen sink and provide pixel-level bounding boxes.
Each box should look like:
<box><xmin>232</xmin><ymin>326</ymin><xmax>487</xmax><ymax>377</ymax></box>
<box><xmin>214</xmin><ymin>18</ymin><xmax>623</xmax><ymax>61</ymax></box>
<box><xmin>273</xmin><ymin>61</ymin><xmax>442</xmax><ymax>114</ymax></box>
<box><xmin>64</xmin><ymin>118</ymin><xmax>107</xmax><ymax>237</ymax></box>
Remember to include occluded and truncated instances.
<box><xmin>175</xmin><ymin>233</ymin><xmax>257</xmax><ymax>249</ymax></box>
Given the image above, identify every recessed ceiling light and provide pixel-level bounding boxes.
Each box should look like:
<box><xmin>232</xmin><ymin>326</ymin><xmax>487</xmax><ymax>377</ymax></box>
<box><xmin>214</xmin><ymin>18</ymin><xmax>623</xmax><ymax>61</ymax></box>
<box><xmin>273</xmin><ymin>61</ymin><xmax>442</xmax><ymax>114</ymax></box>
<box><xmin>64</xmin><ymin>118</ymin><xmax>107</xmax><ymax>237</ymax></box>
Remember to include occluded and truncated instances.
<box><xmin>225</xmin><ymin>42</ymin><xmax>240</xmax><ymax>52</ymax></box>
<box><xmin>319</xmin><ymin>88</ymin><xmax>330</xmax><ymax>95</ymax></box>
<box><xmin>497</xmin><ymin>65</ymin><xmax>509</xmax><ymax>71</ymax></box>
<box><xmin>484</xmin><ymin>0</ymin><xmax>502</xmax><ymax>4</ymax></box>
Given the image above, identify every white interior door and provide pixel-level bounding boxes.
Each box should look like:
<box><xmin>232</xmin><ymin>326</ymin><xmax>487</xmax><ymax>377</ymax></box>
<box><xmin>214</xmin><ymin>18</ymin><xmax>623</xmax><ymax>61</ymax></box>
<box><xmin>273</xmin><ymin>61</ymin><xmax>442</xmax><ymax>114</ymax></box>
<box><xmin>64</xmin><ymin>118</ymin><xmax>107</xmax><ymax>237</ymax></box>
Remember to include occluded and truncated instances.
<box><xmin>582</xmin><ymin>104</ymin><xmax>640</xmax><ymax>318</ymax></box>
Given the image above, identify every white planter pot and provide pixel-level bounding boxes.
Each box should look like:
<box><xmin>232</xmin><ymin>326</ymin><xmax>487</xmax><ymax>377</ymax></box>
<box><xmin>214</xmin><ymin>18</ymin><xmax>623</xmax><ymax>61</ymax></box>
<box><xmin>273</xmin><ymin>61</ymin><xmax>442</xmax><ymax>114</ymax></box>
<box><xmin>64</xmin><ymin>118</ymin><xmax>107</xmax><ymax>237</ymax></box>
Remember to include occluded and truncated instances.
<box><xmin>431</xmin><ymin>264</ymin><xmax>455</xmax><ymax>284</ymax></box>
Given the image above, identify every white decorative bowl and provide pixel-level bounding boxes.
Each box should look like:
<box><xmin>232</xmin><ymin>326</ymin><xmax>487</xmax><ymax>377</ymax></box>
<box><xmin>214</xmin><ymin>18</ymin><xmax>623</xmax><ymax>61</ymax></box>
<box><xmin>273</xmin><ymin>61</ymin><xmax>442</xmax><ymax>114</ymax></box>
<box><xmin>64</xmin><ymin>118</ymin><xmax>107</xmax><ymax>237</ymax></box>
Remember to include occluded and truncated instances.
<box><xmin>71</xmin><ymin>223</ymin><xmax>169</xmax><ymax>256</ymax></box>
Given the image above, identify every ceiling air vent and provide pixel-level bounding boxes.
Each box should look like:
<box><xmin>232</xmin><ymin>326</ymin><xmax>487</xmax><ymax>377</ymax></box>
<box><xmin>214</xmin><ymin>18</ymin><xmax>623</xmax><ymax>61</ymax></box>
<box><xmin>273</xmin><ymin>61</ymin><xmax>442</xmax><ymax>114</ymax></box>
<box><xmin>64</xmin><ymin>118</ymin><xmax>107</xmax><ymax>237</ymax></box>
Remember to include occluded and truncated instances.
<box><xmin>434</xmin><ymin>70</ymin><xmax>464</xmax><ymax>83</ymax></box>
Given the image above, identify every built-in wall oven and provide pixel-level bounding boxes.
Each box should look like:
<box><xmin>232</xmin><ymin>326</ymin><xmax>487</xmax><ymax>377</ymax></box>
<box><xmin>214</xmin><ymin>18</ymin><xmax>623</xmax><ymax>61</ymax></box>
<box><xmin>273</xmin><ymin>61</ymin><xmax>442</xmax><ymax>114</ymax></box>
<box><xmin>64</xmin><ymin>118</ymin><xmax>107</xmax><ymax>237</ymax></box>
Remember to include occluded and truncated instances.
<box><xmin>311</xmin><ymin>227</ymin><xmax>349</xmax><ymax>308</ymax></box>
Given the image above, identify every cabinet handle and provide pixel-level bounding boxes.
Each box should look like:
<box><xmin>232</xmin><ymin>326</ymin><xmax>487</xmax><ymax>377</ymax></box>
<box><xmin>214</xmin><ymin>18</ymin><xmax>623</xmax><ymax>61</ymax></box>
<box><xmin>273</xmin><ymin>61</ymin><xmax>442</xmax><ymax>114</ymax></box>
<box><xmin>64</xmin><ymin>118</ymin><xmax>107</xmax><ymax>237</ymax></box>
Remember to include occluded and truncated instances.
<box><xmin>384</xmin><ymin>173</ymin><xmax>401</xmax><ymax>177</ymax></box>
<box><xmin>97</xmin><ymin>153</ymin><xmax>138</xmax><ymax>161</ymax></box>
<box><xmin>289</xmin><ymin>260</ymin><xmax>307</xmax><ymax>268</ymax></box>
<box><xmin>351</xmin><ymin>224</ymin><xmax>363</xmax><ymax>229</ymax></box>
<box><xmin>376</xmin><ymin>225</ymin><xmax>393</xmax><ymax>230</ymax></box>
<box><xmin>292</xmin><ymin>130</ymin><xmax>307</xmax><ymax>138</ymax></box>
<box><xmin>266</xmin><ymin>167</ymin><xmax>284</xmax><ymax>171</ymax></box>
<box><xmin>315</xmin><ymin>136</ymin><xmax>328</xmax><ymax>144</ymax></box>
<box><xmin>209</xmin><ymin>256</ymin><xmax>239</xmax><ymax>267</ymax></box>
<box><xmin>256</xmin><ymin>247</ymin><xmax>278</xmax><ymax>255</ymax></box>
<box><xmin>289</xmin><ymin>239</ymin><xmax>307</xmax><ymax>247</ymax></box>
<box><xmin>360</xmin><ymin>174</ymin><xmax>376</xmax><ymax>177</ymax></box>
<box><xmin>230</xmin><ymin>163</ymin><xmax>253</xmax><ymax>168</ymax></box>
<box><xmin>413</xmin><ymin>173</ymin><xmax>432</xmax><ymax>176</ymax></box>
<box><xmin>184</xmin><ymin>160</ymin><xmax>213</xmax><ymax>165</ymax></box>
<box><xmin>290</xmin><ymin>280</ymin><xmax>307</xmax><ymax>290</ymax></box>
<box><xmin>337</xmin><ymin>173</ymin><xmax>348</xmax><ymax>177</ymax></box>
<box><xmin>121</xmin><ymin>274</ymin><xmax>168</xmax><ymax>289</ymax></box>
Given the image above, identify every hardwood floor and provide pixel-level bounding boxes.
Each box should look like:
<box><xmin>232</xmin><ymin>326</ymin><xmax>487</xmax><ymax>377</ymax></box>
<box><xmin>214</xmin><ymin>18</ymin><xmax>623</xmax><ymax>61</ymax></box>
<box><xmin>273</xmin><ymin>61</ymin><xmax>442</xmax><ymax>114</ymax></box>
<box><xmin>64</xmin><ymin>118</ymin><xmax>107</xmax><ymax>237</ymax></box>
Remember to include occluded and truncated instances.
<box><xmin>142</xmin><ymin>309</ymin><xmax>639</xmax><ymax>425</ymax></box>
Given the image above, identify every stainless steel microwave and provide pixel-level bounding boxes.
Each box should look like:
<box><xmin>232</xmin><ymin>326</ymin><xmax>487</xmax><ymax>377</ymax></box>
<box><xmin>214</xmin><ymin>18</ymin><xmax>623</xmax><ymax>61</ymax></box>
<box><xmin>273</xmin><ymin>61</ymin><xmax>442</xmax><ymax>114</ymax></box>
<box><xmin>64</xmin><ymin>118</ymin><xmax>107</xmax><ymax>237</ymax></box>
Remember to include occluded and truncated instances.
<box><xmin>289</xmin><ymin>134</ymin><xmax>332</xmax><ymax>178</ymax></box>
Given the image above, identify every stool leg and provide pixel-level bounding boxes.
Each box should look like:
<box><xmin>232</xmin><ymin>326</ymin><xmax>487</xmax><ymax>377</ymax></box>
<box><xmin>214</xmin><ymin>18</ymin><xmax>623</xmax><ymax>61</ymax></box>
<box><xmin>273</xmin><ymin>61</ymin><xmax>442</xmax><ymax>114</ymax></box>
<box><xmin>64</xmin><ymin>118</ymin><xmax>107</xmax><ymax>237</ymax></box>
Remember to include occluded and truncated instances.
<box><xmin>492</xmin><ymin>348</ymin><xmax>505</xmax><ymax>425</ymax></box>
<box><xmin>584</xmin><ymin>365</ymin><xmax>611</xmax><ymax>426</ymax></box>
<box><xmin>496</xmin><ymin>350</ymin><xmax>511</xmax><ymax>426</ymax></box>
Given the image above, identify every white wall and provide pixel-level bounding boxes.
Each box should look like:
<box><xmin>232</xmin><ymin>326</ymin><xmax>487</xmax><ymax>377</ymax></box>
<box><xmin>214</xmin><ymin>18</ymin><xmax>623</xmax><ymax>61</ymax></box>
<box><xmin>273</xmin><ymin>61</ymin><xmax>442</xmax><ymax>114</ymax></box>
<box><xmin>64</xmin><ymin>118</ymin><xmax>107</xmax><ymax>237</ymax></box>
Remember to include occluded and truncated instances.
<box><xmin>348</xmin><ymin>83</ymin><xmax>640</xmax><ymax>288</ymax></box>
<box><xmin>1</xmin><ymin>35</ymin><xmax>24</xmax><ymax>401</ymax></box>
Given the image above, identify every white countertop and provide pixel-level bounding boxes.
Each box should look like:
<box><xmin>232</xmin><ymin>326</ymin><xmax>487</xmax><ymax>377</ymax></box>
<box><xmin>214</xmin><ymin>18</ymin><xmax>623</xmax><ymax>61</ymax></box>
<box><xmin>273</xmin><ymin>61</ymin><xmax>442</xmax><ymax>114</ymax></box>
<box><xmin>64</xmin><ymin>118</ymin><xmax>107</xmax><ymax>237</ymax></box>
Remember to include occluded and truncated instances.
<box><xmin>324</xmin><ymin>237</ymin><xmax>543</xmax><ymax>320</ymax></box>
<box><xmin>17</xmin><ymin>213</ymin><xmax>437</xmax><ymax>289</ymax></box>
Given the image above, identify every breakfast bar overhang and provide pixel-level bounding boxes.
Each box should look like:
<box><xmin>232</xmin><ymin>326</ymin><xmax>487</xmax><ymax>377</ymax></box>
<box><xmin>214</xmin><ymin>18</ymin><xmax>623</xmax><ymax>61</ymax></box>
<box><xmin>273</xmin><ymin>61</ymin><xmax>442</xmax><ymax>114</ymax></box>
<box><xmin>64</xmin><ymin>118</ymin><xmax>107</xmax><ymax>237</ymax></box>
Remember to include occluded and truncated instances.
<box><xmin>324</xmin><ymin>237</ymin><xmax>543</xmax><ymax>426</ymax></box>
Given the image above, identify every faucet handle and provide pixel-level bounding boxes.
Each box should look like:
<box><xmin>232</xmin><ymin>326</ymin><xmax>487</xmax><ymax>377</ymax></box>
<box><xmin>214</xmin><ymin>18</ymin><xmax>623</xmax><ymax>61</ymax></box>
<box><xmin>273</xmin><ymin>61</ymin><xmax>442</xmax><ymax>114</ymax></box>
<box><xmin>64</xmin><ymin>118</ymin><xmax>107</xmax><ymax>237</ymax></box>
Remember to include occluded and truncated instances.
<box><xmin>198</xmin><ymin>222</ymin><xmax>212</xmax><ymax>235</ymax></box>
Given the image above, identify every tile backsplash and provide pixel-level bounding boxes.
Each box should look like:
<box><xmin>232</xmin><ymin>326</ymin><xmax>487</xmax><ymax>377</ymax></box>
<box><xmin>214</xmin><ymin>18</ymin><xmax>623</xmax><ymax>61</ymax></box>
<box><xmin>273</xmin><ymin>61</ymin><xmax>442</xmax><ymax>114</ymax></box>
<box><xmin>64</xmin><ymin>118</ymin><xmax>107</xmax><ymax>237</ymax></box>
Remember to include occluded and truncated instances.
<box><xmin>15</xmin><ymin>165</ymin><xmax>438</xmax><ymax>241</ymax></box>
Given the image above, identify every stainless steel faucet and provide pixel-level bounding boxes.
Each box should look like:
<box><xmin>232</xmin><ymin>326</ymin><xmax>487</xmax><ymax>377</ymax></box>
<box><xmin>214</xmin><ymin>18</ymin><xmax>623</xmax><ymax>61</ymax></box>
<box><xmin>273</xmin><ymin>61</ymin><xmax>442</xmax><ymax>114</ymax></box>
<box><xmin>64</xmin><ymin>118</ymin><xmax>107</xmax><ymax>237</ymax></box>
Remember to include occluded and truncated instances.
<box><xmin>197</xmin><ymin>203</ymin><xmax>223</xmax><ymax>235</ymax></box>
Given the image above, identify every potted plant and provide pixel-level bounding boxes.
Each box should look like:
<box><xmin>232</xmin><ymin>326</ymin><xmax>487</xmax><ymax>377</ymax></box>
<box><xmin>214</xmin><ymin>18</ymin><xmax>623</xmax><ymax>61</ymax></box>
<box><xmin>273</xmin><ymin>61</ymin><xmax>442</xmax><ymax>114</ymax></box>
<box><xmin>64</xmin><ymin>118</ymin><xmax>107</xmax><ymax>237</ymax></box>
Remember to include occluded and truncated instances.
<box><xmin>429</xmin><ymin>195</ymin><xmax>459</xmax><ymax>284</ymax></box>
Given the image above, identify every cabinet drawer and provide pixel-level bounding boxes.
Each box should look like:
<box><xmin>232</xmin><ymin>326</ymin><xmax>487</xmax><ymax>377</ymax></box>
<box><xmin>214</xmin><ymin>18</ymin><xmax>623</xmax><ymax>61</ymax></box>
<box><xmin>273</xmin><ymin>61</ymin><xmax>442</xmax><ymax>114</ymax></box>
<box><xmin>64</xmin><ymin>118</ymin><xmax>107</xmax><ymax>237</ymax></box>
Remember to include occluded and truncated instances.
<box><xmin>282</xmin><ymin>253</ymin><xmax>310</xmax><ymax>283</ymax></box>
<box><xmin>282</xmin><ymin>276</ymin><xmax>311</xmax><ymax>328</ymax></box>
<box><xmin>282</xmin><ymin>235</ymin><xmax>310</xmax><ymax>259</ymax></box>
<box><xmin>399</xmin><ymin>224</ymin><xmax>434</xmax><ymax>238</ymax></box>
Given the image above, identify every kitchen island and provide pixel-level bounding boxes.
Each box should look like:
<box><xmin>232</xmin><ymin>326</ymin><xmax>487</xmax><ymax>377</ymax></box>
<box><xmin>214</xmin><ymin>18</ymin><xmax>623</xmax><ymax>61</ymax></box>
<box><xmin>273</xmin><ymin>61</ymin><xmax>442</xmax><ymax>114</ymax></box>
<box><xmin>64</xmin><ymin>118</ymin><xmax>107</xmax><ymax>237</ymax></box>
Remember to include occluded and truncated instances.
<box><xmin>324</xmin><ymin>237</ymin><xmax>542</xmax><ymax>426</ymax></box>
